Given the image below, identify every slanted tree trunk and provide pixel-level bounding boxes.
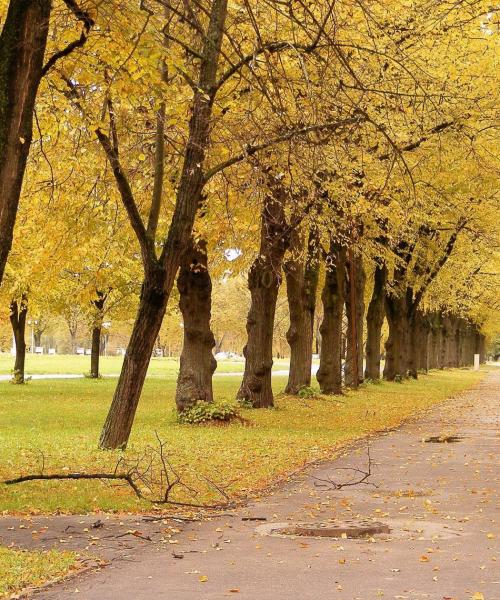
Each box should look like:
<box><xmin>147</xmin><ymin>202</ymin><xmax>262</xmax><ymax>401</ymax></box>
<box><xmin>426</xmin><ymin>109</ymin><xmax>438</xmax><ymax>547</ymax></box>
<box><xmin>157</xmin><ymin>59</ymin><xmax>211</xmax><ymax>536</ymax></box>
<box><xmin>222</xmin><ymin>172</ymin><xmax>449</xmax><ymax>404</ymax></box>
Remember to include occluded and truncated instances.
<box><xmin>345</xmin><ymin>250</ymin><xmax>365</xmax><ymax>388</ymax></box>
<box><xmin>10</xmin><ymin>296</ymin><xmax>28</xmax><ymax>383</ymax></box>
<box><xmin>284</xmin><ymin>226</ymin><xmax>319</xmax><ymax>394</ymax></box>
<box><xmin>0</xmin><ymin>0</ymin><xmax>51</xmax><ymax>285</ymax></box>
<box><xmin>89</xmin><ymin>292</ymin><xmax>106</xmax><ymax>379</ymax></box>
<box><xmin>176</xmin><ymin>239</ymin><xmax>217</xmax><ymax>412</ymax></box>
<box><xmin>383</xmin><ymin>291</ymin><xmax>411</xmax><ymax>380</ymax></box>
<box><xmin>238</xmin><ymin>192</ymin><xmax>289</xmax><ymax>408</ymax></box>
<box><xmin>99</xmin><ymin>0</ymin><xmax>228</xmax><ymax>449</ymax></box>
<box><xmin>316</xmin><ymin>242</ymin><xmax>346</xmax><ymax>394</ymax></box>
<box><xmin>364</xmin><ymin>264</ymin><xmax>387</xmax><ymax>380</ymax></box>
<box><xmin>99</xmin><ymin>265</ymin><xmax>169</xmax><ymax>448</ymax></box>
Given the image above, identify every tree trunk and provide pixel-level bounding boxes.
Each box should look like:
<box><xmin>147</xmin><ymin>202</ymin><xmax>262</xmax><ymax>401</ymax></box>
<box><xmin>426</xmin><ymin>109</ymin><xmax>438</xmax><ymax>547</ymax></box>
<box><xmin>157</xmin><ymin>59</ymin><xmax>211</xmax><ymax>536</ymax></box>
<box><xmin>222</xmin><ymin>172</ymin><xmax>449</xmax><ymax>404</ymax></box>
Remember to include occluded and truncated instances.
<box><xmin>316</xmin><ymin>242</ymin><xmax>346</xmax><ymax>394</ymax></box>
<box><xmin>176</xmin><ymin>239</ymin><xmax>217</xmax><ymax>412</ymax></box>
<box><xmin>99</xmin><ymin>0</ymin><xmax>228</xmax><ymax>449</ymax></box>
<box><xmin>10</xmin><ymin>296</ymin><xmax>28</xmax><ymax>383</ymax></box>
<box><xmin>0</xmin><ymin>0</ymin><xmax>51</xmax><ymax>285</ymax></box>
<box><xmin>417</xmin><ymin>313</ymin><xmax>430</xmax><ymax>373</ymax></box>
<box><xmin>214</xmin><ymin>334</ymin><xmax>225</xmax><ymax>354</ymax></box>
<box><xmin>99</xmin><ymin>266</ymin><xmax>168</xmax><ymax>449</ymax></box>
<box><xmin>90</xmin><ymin>325</ymin><xmax>101</xmax><ymax>378</ymax></box>
<box><xmin>284</xmin><ymin>226</ymin><xmax>319</xmax><ymax>394</ymax></box>
<box><xmin>364</xmin><ymin>264</ymin><xmax>387</xmax><ymax>380</ymax></box>
<box><xmin>428</xmin><ymin>312</ymin><xmax>441</xmax><ymax>369</ymax></box>
<box><xmin>34</xmin><ymin>331</ymin><xmax>42</xmax><ymax>348</ymax></box>
<box><xmin>238</xmin><ymin>192</ymin><xmax>289</xmax><ymax>408</ymax></box>
<box><xmin>383</xmin><ymin>292</ymin><xmax>410</xmax><ymax>380</ymax></box>
<box><xmin>345</xmin><ymin>250</ymin><xmax>365</xmax><ymax>388</ymax></box>
<box><xmin>89</xmin><ymin>292</ymin><xmax>106</xmax><ymax>379</ymax></box>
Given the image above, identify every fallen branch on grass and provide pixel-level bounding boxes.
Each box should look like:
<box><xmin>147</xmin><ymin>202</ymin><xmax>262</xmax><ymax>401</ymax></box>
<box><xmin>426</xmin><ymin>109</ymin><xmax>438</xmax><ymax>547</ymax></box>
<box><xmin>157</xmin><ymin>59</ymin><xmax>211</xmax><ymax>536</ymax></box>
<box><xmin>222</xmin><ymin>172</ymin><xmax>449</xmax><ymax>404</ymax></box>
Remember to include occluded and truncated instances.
<box><xmin>4</xmin><ymin>434</ymin><xmax>234</xmax><ymax>510</ymax></box>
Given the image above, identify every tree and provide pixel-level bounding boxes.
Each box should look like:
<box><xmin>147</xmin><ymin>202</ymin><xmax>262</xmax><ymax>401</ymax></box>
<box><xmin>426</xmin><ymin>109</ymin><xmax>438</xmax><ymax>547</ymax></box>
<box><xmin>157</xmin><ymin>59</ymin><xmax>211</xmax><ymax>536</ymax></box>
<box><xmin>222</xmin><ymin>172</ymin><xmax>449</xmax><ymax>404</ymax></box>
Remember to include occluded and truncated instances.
<box><xmin>0</xmin><ymin>0</ymin><xmax>51</xmax><ymax>285</ymax></box>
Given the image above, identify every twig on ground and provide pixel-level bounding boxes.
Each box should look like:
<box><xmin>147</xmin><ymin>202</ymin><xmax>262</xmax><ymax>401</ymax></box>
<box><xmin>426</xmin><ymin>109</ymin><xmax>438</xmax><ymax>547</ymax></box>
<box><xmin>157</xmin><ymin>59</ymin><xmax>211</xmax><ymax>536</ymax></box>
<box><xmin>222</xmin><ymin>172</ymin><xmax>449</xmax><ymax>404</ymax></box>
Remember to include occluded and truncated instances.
<box><xmin>312</xmin><ymin>445</ymin><xmax>378</xmax><ymax>490</ymax></box>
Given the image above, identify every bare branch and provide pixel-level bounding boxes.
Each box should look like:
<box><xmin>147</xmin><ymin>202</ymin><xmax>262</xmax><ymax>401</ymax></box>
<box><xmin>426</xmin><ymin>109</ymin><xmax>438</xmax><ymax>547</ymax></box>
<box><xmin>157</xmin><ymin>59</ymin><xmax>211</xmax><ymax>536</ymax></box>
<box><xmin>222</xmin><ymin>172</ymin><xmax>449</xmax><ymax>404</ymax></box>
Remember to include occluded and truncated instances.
<box><xmin>41</xmin><ymin>0</ymin><xmax>94</xmax><ymax>76</ymax></box>
<box><xmin>204</xmin><ymin>116</ymin><xmax>364</xmax><ymax>181</ymax></box>
<box><xmin>313</xmin><ymin>445</ymin><xmax>377</xmax><ymax>490</ymax></box>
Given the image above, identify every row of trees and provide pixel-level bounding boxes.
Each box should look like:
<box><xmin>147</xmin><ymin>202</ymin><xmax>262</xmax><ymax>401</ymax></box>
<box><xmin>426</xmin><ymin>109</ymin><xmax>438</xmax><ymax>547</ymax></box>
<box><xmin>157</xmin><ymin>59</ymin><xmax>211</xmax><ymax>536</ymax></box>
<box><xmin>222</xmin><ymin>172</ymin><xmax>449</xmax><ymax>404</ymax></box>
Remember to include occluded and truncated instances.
<box><xmin>0</xmin><ymin>1</ymin><xmax>498</xmax><ymax>448</ymax></box>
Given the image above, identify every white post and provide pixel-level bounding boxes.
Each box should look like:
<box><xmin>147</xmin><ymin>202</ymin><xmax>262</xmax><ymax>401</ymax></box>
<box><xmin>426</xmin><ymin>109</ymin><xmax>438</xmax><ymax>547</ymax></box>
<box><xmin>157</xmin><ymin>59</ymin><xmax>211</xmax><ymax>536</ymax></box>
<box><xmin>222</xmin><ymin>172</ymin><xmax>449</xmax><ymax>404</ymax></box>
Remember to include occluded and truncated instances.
<box><xmin>474</xmin><ymin>353</ymin><xmax>480</xmax><ymax>371</ymax></box>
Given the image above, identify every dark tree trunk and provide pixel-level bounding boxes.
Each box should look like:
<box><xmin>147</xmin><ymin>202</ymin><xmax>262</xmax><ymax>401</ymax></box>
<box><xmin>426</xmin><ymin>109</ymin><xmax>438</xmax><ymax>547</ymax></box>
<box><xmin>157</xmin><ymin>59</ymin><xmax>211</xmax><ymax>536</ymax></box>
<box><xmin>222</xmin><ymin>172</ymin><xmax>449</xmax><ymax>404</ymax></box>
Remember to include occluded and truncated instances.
<box><xmin>383</xmin><ymin>291</ymin><xmax>410</xmax><ymax>380</ymax></box>
<box><xmin>416</xmin><ymin>313</ymin><xmax>430</xmax><ymax>373</ymax></box>
<box><xmin>238</xmin><ymin>192</ymin><xmax>289</xmax><ymax>408</ymax></box>
<box><xmin>364</xmin><ymin>264</ymin><xmax>387</xmax><ymax>380</ymax></box>
<box><xmin>316</xmin><ymin>242</ymin><xmax>346</xmax><ymax>394</ymax></box>
<box><xmin>345</xmin><ymin>250</ymin><xmax>365</xmax><ymax>388</ymax></box>
<box><xmin>10</xmin><ymin>295</ymin><xmax>28</xmax><ymax>383</ymax></box>
<box><xmin>89</xmin><ymin>291</ymin><xmax>106</xmax><ymax>379</ymax></box>
<box><xmin>0</xmin><ymin>0</ymin><xmax>51</xmax><ymax>285</ymax></box>
<box><xmin>478</xmin><ymin>333</ymin><xmax>486</xmax><ymax>363</ymax></box>
<box><xmin>34</xmin><ymin>331</ymin><xmax>42</xmax><ymax>348</ymax></box>
<box><xmin>99</xmin><ymin>266</ymin><xmax>168</xmax><ymax>449</ymax></box>
<box><xmin>428</xmin><ymin>312</ymin><xmax>442</xmax><ymax>370</ymax></box>
<box><xmin>90</xmin><ymin>326</ymin><xmax>101</xmax><ymax>378</ymax></box>
<box><xmin>176</xmin><ymin>239</ymin><xmax>217</xmax><ymax>412</ymax></box>
<box><xmin>284</xmin><ymin>226</ymin><xmax>319</xmax><ymax>394</ymax></box>
<box><xmin>99</xmin><ymin>0</ymin><xmax>228</xmax><ymax>449</ymax></box>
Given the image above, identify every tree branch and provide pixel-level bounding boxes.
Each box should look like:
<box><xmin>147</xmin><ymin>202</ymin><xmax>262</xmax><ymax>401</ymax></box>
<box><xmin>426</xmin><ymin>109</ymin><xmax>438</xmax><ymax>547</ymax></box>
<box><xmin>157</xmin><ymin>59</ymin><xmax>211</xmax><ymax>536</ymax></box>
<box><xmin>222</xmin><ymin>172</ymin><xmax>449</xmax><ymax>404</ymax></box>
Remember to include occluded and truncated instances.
<box><xmin>204</xmin><ymin>116</ymin><xmax>364</xmax><ymax>181</ymax></box>
<box><xmin>413</xmin><ymin>217</ymin><xmax>467</xmax><ymax>308</ymax></box>
<box><xmin>41</xmin><ymin>0</ymin><xmax>94</xmax><ymax>76</ymax></box>
<box><xmin>95</xmin><ymin>129</ymin><xmax>154</xmax><ymax>266</ymax></box>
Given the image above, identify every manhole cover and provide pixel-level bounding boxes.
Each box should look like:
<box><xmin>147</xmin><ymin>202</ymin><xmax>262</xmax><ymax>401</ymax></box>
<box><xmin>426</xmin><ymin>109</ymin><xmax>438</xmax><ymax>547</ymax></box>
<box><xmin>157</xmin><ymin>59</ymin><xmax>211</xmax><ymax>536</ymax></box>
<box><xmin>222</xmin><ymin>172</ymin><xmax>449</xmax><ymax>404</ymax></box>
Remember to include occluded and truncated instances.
<box><xmin>259</xmin><ymin>520</ymin><xmax>390</xmax><ymax>539</ymax></box>
<box><xmin>425</xmin><ymin>435</ymin><xmax>463</xmax><ymax>443</ymax></box>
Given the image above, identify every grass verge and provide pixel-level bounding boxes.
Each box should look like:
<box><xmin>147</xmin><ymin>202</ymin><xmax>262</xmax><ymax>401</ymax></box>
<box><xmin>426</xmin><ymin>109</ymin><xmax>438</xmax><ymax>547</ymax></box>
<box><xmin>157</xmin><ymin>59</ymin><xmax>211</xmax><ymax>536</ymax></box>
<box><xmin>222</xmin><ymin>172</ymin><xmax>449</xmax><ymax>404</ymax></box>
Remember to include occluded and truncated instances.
<box><xmin>0</xmin><ymin>547</ymin><xmax>78</xmax><ymax>598</ymax></box>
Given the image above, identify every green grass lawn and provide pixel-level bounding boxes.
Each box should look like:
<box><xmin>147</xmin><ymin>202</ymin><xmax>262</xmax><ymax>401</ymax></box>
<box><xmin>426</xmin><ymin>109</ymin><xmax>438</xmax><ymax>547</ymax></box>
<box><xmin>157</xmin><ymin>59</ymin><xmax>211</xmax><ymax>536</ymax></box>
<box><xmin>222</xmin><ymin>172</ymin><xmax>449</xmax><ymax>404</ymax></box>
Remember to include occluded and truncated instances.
<box><xmin>0</xmin><ymin>547</ymin><xmax>78</xmax><ymax>598</ymax></box>
<box><xmin>0</xmin><ymin>367</ymin><xmax>486</xmax><ymax>514</ymax></box>
<box><xmin>0</xmin><ymin>353</ymin><xmax>294</xmax><ymax>377</ymax></box>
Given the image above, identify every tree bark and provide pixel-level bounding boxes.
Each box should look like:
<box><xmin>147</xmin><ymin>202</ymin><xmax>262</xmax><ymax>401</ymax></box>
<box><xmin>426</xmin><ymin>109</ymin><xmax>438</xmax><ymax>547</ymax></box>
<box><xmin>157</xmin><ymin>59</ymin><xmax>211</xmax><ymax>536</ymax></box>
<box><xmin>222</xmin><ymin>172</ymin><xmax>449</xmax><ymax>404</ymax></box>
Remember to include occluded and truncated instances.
<box><xmin>316</xmin><ymin>242</ymin><xmax>346</xmax><ymax>394</ymax></box>
<box><xmin>383</xmin><ymin>291</ymin><xmax>410</xmax><ymax>380</ymax></box>
<box><xmin>364</xmin><ymin>264</ymin><xmax>387</xmax><ymax>380</ymax></box>
<box><xmin>90</xmin><ymin>325</ymin><xmax>101</xmax><ymax>378</ymax></box>
<box><xmin>428</xmin><ymin>312</ymin><xmax>441</xmax><ymax>370</ymax></box>
<box><xmin>10</xmin><ymin>295</ymin><xmax>28</xmax><ymax>383</ymax></box>
<box><xmin>345</xmin><ymin>250</ymin><xmax>366</xmax><ymax>388</ymax></box>
<box><xmin>89</xmin><ymin>291</ymin><xmax>106</xmax><ymax>379</ymax></box>
<box><xmin>0</xmin><ymin>0</ymin><xmax>51</xmax><ymax>285</ymax></box>
<box><xmin>238</xmin><ymin>192</ymin><xmax>289</xmax><ymax>408</ymax></box>
<box><xmin>99</xmin><ymin>265</ymin><xmax>169</xmax><ymax>449</ymax></box>
<box><xmin>176</xmin><ymin>239</ymin><xmax>217</xmax><ymax>412</ymax></box>
<box><xmin>284</xmin><ymin>226</ymin><xmax>319</xmax><ymax>394</ymax></box>
<box><xmin>99</xmin><ymin>0</ymin><xmax>228</xmax><ymax>449</ymax></box>
<box><xmin>34</xmin><ymin>331</ymin><xmax>42</xmax><ymax>348</ymax></box>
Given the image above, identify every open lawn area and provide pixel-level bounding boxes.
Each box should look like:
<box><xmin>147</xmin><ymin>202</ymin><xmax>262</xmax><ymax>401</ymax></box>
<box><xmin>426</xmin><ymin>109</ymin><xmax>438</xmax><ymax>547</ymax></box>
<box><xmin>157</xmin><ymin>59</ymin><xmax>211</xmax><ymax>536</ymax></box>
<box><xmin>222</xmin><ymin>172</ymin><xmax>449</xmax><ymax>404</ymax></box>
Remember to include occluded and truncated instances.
<box><xmin>0</xmin><ymin>353</ymin><xmax>262</xmax><ymax>377</ymax></box>
<box><xmin>0</xmin><ymin>368</ymin><xmax>485</xmax><ymax>514</ymax></box>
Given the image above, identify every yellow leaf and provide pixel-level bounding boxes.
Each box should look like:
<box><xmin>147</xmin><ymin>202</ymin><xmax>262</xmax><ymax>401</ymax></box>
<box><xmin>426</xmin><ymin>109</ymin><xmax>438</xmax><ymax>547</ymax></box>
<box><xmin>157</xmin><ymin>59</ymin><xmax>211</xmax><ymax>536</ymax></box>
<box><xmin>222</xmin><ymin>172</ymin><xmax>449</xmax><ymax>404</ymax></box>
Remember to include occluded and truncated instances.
<box><xmin>471</xmin><ymin>593</ymin><xmax>484</xmax><ymax>600</ymax></box>
<box><xmin>199</xmin><ymin>576</ymin><xmax>208</xmax><ymax>583</ymax></box>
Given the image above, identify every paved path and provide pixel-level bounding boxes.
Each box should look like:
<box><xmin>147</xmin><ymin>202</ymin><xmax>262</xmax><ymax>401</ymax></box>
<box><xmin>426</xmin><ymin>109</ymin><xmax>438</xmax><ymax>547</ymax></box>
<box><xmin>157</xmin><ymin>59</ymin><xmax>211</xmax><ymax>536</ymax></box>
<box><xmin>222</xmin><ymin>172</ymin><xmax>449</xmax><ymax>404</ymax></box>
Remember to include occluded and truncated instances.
<box><xmin>3</xmin><ymin>371</ymin><xmax>499</xmax><ymax>600</ymax></box>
